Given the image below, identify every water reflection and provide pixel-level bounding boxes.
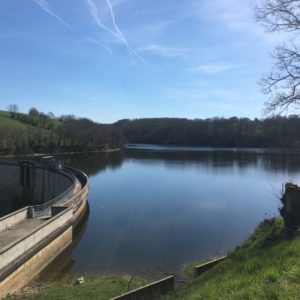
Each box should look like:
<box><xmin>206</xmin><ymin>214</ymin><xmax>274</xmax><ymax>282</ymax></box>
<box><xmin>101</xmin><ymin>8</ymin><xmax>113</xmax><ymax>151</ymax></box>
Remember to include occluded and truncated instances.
<box><xmin>6</xmin><ymin>146</ymin><xmax>300</xmax><ymax>278</ymax></box>
<box><xmin>39</xmin><ymin>203</ymin><xmax>90</xmax><ymax>281</ymax></box>
<box><xmin>58</xmin><ymin>152</ymin><xmax>124</xmax><ymax>176</ymax></box>
<box><xmin>50</xmin><ymin>147</ymin><xmax>300</xmax><ymax>276</ymax></box>
<box><xmin>58</xmin><ymin>147</ymin><xmax>300</xmax><ymax>176</ymax></box>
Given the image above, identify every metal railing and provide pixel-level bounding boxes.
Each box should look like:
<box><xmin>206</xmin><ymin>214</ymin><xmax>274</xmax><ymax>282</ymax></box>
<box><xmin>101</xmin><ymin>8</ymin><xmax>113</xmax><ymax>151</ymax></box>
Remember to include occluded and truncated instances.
<box><xmin>30</xmin><ymin>167</ymin><xmax>89</xmax><ymax>218</ymax></box>
<box><xmin>29</xmin><ymin>168</ymin><xmax>77</xmax><ymax>217</ymax></box>
<box><xmin>0</xmin><ymin>161</ymin><xmax>88</xmax><ymax>218</ymax></box>
<box><xmin>63</xmin><ymin>166</ymin><xmax>89</xmax><ymax>212</ymax></box>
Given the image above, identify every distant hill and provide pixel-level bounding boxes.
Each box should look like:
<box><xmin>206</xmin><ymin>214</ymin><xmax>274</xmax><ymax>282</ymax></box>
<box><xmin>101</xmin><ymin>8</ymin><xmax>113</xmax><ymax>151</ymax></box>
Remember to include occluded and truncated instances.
<box><xmin>0</xmin><ymin>110</ymin><xmax>124</xmax><ymax>155</ymax></box>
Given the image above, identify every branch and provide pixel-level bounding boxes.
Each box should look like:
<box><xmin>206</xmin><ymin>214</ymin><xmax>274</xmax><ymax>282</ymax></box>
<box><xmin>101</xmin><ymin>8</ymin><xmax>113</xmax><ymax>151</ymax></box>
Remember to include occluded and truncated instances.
<box><xmin>254</xmin><ymin>0</ymin><xmax>300</xmax><ymax>32</ymax></box>
<box><xmin>260</xmin><ymin>44</ymin><xmax>300</xmax><ymax>114</ymax></box>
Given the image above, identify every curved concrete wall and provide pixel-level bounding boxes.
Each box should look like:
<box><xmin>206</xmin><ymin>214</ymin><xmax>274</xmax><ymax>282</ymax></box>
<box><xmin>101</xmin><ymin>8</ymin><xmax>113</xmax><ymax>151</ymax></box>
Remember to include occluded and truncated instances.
<box><xmin>0</xmin><ymin>165</ymin><xmax>89</xmax><ymax>299</ymax></box>
<box><xmin>0</xmin><ymin>227</ymin><xmax>73</xmax><ymax>299</ymax></box>
<box><xmin>0</xmin><ymin>207</ymin><xmax>73</xmax><ymax>270</ymax></box>
<box><xmin>0</xmin><ymin>163</ymin><xmax>74</xmax><ymax>217</ymax></box>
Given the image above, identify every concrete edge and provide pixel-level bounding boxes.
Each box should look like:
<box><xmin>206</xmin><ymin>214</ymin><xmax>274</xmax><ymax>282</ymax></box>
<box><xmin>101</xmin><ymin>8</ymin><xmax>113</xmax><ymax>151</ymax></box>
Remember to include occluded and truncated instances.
<box><xmin>0</xmin><ymin>206</ymin><xmax>73</xmax><ymax>255</ymax></box>
<box><xmin>194</xmin><ymin>256</ymin><xmax>227</xmax><ymax>277</ymax></box>
<box><xmin>0</xmin><ymin>219</ymin><xmax>73</xmax><ymax>282</ymax></box>
<box><xmin>110</xmin><ymin>275</ymin><xmax>175</xmax><ymax>300</ymax></box>
<box><xmin>0</xmin><ymin>207</ymin><xmax>29</xmax><ymax>222</ymax></box>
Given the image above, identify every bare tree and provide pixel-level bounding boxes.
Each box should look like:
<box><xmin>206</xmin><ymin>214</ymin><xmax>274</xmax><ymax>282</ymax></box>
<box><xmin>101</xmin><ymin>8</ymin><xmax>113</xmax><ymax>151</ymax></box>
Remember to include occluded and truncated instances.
<box><xmin>255</xmin><ymin>0</ymin><xmax>300</xmax><ymax>32</ymax></box>
<box><xmin>7</xmin><ymin>104</ymin><xmax>18</xmax><ymax>117</ymax></box>
<box><xmin>254</xmin><ymin>0</ymin><xmax>300</xmax><ymax>114</ymax></box>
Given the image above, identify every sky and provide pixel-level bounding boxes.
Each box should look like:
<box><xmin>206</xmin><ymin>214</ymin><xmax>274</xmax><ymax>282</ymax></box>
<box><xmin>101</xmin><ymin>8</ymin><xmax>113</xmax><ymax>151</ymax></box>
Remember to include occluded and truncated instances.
<box><xmin>0</xmin><ymin>0</ymin><xmax>291</xmax><ymax>123</ymax></box>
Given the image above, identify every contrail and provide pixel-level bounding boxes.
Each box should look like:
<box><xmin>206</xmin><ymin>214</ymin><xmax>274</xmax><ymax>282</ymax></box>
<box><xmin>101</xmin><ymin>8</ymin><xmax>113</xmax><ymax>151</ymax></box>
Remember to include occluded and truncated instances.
<box><xmin>105</xmin><ymin>0</ymin><xmax>134</xmax><ymax>62</ymax></box>
<box><xmin>85</xmin><ymin>0</ymin><xmax>146</xmax><ymax>64</ymax></box>
<box><xmin>105</xmin><ymin>0</ymin><xmax>128</xmax><ymax>46</ymax></box>
<box><xmin>86</xmin><ymin>0</ymin><xmax>134</xmax><ymax>62</ymax></box>
<box><xmin>106</xmin><ymin>0</ymin><xmax>147</xmax><ymax>64</ymax></box>
<box><xmin>86</xmin><ymin>37</ymin><xmax>113</xmax><ymax>55</ymax></box>
<box><xmin>33</xmin><ymin>0</ymin><xmax>73</xmax><ymax>30</ymax></box>
<box><xmin>85</xmin><ymin>0</ymin><xmax>121</xmax><ymax>40</ymax></box>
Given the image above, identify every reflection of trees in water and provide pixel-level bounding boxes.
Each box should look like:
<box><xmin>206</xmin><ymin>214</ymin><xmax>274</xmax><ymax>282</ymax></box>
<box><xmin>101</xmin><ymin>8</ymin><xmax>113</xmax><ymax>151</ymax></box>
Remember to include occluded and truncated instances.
<box><xmin>52</xmin><ymin>149</ymin><xmax>300</xmax><ymax>179</ymax></box>
<box><xmin>2</xmin><ymin>149</ymin><xmax>293</xmax><ymax>217</ymax></box>
<box><xmin>122</xmin><ymin>149</ymin><xmax>300</xmax><ymax>174</ymax></box>
<box><xmin>38</xmin><ymin>204</ymin><xmax>90</xmax><ymax>281</ymax></box>
<box><xmin>57</xmin><ymin>152</ymin><xmax>124</xmax><ymax>176</ymax></box>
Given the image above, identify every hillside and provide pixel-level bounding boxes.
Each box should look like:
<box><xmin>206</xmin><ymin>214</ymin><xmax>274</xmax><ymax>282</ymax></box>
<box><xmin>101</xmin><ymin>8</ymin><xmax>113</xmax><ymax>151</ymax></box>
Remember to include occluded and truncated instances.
<box><xmin>0</xmin><ymin>110</ymin><xmax>124</xmax><ymax>155</ymax></box>
<box><xmin>0</xmin><ymin>110</ymin><xmax>34</xmax><ymax>129</ymax></box>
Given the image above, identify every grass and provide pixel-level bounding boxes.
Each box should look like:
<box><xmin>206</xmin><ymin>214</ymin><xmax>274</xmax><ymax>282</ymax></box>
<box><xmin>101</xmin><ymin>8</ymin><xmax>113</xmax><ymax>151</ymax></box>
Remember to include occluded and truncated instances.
<box><xmin>9</xmin><ymin>276</ymin><xmax>147</xmax><ymax>300</ymax></box>
<box><xmin>0</xmin><ymin>110</ymin><xmax>47</xmax><ymax>131</ymax></box>
<box><xmin>0</xmin><ymin>110</ymin><xmax>29</xmax><ymax>128</ymax></box>
<box><xmin>0</xmin><ymin>110</ymin><xmax>58</xmax><ymax>130</ymax></box>
<box><xmin>164</xmin><ymin>218</ymin><xmax>300</xmax><ymax>300</ymax></box>
<box><xmin>181</xmin><ymin>258</ymin><xmax>213</xmax><ymax>280</ymax></box>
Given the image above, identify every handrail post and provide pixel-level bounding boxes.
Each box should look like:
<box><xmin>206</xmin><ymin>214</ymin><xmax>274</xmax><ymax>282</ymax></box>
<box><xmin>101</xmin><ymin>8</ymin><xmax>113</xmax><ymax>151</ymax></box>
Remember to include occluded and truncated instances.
<box><xmin>27</xmin><ymin>207</ymin><xmax>35</xmax><ymax>218</ymax></box>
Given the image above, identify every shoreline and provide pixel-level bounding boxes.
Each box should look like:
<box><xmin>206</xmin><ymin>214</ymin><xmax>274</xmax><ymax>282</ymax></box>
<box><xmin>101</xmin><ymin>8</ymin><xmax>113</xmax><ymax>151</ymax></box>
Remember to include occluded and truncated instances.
<box><xmin>2</xmin><ymin>144</ymin><xmax>300</xmax><ymax>159</ymax></box>
<box><xmin>0</xmin><ymin>148</ymin><xmax>121</xmax><ymax>159</ymax></box>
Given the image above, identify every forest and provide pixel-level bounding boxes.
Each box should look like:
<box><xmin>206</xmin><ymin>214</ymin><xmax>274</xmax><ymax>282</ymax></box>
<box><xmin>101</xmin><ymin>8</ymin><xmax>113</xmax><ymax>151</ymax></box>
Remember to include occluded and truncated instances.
<box><xmin>116</xmin><ymin>116</ymin><xmax>300</xmax><ymax>148</ymax></box>
<box><xmin>2</xmin><ymin>106</ymin><xmax>300</xmax><ymax>155</ymax></box>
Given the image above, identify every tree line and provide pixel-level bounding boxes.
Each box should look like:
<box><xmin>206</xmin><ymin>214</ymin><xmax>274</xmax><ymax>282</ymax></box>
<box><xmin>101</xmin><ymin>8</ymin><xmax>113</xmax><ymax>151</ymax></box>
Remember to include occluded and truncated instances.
<box><xmin>4</xmin><ymin>106</ymin><xmax>300</xmax><ymax>154</ymax></box>
<box><xmin>10</xmin><ymin>107</ymin><xmax>57</xmax><ymax>130</ymax></box>
<box><xmin>115</xmin><ymin>116</ymin><xmax>300</xmax><ymax>148</ymax></box>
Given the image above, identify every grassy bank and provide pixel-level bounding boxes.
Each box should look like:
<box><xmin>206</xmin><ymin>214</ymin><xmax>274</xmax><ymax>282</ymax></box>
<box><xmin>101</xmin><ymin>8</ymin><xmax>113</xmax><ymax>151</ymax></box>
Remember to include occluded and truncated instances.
<box><xmin>8</xmin><ymin>276</ymin><xmax>147</xmax><ymax>300</ymax></box>
<box><xmin>165</xmin><ymin>218</ymin><xmax>300</xmax><ymax>299</ymax></box>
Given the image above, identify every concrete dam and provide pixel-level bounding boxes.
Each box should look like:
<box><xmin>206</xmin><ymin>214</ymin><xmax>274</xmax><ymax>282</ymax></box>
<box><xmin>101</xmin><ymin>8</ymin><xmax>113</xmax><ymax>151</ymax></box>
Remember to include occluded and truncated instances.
<box><xmin>0</xmin><ymin>158</ymin><xmax>89</xmax><ymax>298</ymax></box>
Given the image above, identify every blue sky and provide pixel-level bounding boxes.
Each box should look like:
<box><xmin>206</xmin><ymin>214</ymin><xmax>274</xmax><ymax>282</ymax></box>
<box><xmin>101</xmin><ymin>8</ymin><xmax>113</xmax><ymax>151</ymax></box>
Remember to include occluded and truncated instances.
<box><xmin>0</xmin><ymin>0</ymin><xmax>290</xmax><ymax>123</ymax></box>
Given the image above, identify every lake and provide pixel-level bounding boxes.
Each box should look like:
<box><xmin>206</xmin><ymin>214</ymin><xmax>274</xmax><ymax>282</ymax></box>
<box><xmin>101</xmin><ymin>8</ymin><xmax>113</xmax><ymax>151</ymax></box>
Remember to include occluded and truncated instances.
<box><xmin>42</xmin><ymin>145</ymin><xmax>300</xmax><ymax>278</ymax></box>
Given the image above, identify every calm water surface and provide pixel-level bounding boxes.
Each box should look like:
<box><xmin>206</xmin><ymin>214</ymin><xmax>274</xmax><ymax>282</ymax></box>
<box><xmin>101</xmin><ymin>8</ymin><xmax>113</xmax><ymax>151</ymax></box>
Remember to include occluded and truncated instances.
<box><xmin>43</xmin><ymin>145</ymin><xmax>300</xmax><ymax>278</ymax></box>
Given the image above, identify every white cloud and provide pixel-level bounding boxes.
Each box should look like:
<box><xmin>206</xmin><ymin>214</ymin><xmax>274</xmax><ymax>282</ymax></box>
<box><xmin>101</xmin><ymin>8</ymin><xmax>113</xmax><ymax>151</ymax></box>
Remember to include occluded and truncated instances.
<box><xmin>193</xmin><ymin>0</ymin><xmax>288</xmax><ymax>45</ymax></box>
<box><xmin>33</xmin><ymin>0</ymin><xmax>73</xmax><ymax>30</ymax></box>
<box><xmin>163</xmin><ymin>80</ymin><xmax>261</xmax><ymax>118</ymax></box>
<box><xmin>140</xmin><ymin>21</ymin><xmax>175</xmax><ymax>36</ymax></box>
<box><xmin>137</xmin><ymin>44</ymin><xmax>188</xmax><ymax>58</ymax></box>
<box><xmin>190</xmin><ymin>64</ymin><xmax>235</xmax><ymax>74</ymax></box>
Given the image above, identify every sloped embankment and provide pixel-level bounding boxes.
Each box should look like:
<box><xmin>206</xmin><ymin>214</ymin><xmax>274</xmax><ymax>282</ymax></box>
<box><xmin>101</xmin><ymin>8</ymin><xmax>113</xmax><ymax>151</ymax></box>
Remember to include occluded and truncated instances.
<box><xmin>165</xmin><ymin>218</ymin><xmax>300</xmax><ymax>299</ymax></box>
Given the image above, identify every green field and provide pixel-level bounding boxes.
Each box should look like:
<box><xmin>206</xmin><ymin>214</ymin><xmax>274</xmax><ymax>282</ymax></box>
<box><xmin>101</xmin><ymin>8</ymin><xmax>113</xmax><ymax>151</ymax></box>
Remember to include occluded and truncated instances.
<box><xmin>0</xmin><ymin>110</ymin><xmax>32</xmax><ymax>129</ymax></box>
<box><xmin>0</xmin><ymin>110</ymin><xmax>59</xmax><ymax>130</ymax></box>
